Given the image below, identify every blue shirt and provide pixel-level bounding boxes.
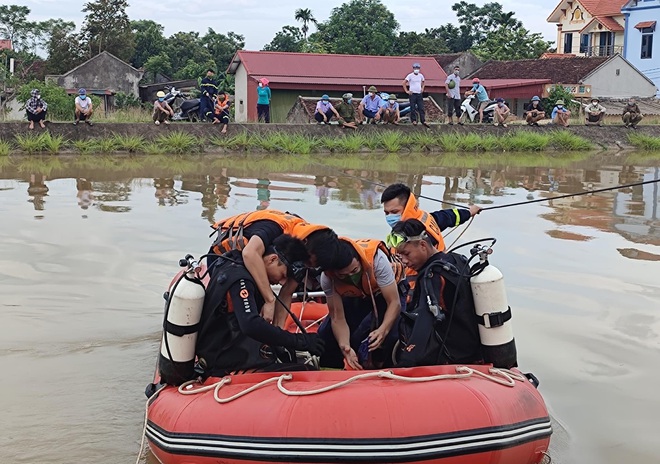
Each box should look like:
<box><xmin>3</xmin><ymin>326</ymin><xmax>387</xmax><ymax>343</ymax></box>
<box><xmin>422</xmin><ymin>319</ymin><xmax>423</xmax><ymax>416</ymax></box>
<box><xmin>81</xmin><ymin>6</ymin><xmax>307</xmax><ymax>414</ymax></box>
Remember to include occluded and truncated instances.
<box><xmin>361</xmin><ymin>94</ymin><xmax>382</xmax><ymax>112</ymax></box>
<box><xmin>551</xmin><ymin>106</ymin><xmax>569</xmax><ymax>119</ymax></box>
<box><xmin>472</xmin><ymin>84</ymin><xmax>489</xmax><ymax>102</ymax></box>
<box><xmin>257</xmin><ymin>86</ymin><xmax>271</xmax><ymax>105</ymax></box>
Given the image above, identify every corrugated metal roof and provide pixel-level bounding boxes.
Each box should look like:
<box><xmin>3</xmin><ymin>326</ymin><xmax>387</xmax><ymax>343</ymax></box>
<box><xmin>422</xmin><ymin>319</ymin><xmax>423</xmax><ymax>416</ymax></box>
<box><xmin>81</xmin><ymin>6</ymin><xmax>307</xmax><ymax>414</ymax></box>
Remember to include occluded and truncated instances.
<box><xmin>228</xmin><ymin>51</ymin><xmax>447</xmax><ymax>89</ymax></box>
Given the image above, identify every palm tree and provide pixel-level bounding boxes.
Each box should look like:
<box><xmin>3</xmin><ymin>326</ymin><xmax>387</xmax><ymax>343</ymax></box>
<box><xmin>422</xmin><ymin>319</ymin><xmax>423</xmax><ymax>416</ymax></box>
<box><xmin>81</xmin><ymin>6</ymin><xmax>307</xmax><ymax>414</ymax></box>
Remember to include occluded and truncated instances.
<box><xmin>294</xmin><ymin>8</ymin><xmax>317</xmax><ymax>41</ymax></box>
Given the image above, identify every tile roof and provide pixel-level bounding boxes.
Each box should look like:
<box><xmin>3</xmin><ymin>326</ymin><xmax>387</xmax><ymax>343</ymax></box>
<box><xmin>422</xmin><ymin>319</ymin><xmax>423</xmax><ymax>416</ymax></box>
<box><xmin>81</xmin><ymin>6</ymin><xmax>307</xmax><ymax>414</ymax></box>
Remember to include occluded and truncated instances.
<box><xmin>577</xmin><ymin>0</ymin><xmax>629</xmax><ymax>17</ymax></box>
<box><xmin>468</xmin><ymin>56</ymin><xmax>611</xmax><ymax>83</ymax></box>
<box><xmin>0</xmin><ymin>39</ymin><xmax>12</xmax><ymax>50</ymax></box>
<box><xmin>580</xmin><ymin>15</ymin><xmax>624</xmax><ymax>33</ymax></box>
<box><xmin>228</xmin><ymin>51</ymin><xmax>447</xmax><ymax>90</ymax></box>
<box><xmin>634</xmin><ymin>21</ymin><xmax>657</xmax><ymax>29</ymax></box>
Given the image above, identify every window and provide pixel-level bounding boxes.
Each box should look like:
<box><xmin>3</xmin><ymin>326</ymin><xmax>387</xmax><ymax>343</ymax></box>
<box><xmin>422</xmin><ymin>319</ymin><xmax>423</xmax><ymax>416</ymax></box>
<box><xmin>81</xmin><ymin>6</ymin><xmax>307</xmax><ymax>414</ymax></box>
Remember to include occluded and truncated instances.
<box><xmin>641</xmin><ymin>27</ymin><xmax>654</xmax><ymax>59</ymax></box>
<box><xmin>580</xmin><ymin>34</ymin><xmax>590</xmax><ymax>53</ymax></box>
<box><xmin>564</xmin><ymin>33</ymin><xmax>573</xmax><ymax>54</ymax></box>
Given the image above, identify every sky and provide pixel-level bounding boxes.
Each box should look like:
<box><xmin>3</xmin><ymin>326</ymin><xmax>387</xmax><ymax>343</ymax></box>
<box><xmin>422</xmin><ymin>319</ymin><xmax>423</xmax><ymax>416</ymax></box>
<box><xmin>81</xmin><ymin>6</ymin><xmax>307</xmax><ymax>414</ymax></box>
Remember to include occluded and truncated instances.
<box><xmin>14</xmin><ymin>0</ymin><xmax>557</xmax><ymax>51</ymax></box>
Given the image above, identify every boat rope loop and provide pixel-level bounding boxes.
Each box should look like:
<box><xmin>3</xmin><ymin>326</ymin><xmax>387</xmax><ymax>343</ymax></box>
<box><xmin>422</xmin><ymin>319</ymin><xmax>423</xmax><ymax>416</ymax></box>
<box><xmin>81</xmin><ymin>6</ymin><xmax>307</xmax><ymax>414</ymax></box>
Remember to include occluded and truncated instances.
<box><xmin>177</xmin><ymin>366</ymin><xmax>527</xmax><ymax>405</ymax></box>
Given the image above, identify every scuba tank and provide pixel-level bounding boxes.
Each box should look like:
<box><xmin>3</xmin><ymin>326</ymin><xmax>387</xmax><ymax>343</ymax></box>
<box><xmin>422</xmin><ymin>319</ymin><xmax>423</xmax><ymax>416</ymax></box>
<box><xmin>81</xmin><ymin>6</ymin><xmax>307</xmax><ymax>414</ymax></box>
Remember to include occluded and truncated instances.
<box><xmin>158</xmin><ymin>254</ymin><xmax>206</xmax><ymax>385</ymax></box>
<box><xmin>469</xmin><ymin>243</ymin><xmax>517</xmax><ymax>369</ymax></box>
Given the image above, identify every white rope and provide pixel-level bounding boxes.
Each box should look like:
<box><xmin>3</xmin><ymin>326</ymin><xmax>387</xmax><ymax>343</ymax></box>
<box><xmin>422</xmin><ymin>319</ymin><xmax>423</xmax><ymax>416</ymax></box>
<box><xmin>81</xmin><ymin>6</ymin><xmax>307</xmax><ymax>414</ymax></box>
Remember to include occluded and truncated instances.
<box><xmin>174</xmin><ymin>366</ymin><xmax>527</xmax><ymax>405</ymax></box>
<box><xmin>135</xmin><ymin>384</ymin><xmax>167</xmax><ymax>464</ymax></box>
<box><xmin>304</xmin><ymin>315</ymin><xmax>327</xmax><ymax>331</ymax></box>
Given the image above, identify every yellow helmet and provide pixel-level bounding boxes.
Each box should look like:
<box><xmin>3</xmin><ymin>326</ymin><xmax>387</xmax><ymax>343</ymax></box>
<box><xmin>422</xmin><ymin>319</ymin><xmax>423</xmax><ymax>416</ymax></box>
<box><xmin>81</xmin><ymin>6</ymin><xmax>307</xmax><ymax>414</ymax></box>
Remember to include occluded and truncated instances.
<box><xmin>156</xmin><ymin>91</ymin><xmax>166</xmax><ymax>98</ymax></box>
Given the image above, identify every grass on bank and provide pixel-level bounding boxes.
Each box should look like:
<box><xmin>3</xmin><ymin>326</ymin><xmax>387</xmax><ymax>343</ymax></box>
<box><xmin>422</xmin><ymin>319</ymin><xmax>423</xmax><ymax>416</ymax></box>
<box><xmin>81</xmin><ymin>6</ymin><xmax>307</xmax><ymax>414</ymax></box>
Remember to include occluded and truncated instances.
<box><xmin>6</xmin><ymin>129</ymin><xmax>594</xmax><ymax>155</ymax></box>
<box><xmin>627</xmin><ymin>133</ymin><xmax>660</xmax><ymax>150</ymax></box>
<box><xmin>0</xmin><ymin>139</ymin><xmax>10</xmax><ymax>156</ymax></box>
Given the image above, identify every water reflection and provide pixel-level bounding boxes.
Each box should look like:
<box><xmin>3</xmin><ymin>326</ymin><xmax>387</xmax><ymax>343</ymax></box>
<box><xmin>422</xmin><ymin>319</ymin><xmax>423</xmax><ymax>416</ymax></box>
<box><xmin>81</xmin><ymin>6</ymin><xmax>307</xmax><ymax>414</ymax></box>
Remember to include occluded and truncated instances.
<box><xmin>1</xmin><ymin>155</ymin><xmax>659</xmax><ymax>253</ymax></box>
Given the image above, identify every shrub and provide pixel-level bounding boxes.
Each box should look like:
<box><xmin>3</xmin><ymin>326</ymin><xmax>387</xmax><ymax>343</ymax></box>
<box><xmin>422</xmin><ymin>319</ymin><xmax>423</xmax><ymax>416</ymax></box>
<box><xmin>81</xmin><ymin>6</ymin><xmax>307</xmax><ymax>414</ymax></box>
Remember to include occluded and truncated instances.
<box><xmin>0</xmin><ymin>139</ymin><xmax>10</xmax><ymax>156</ymax></box>
<box><xmin>627</xmin><ymin>133</ymin><xmax>660</xmax><ymax>150</ymax></box>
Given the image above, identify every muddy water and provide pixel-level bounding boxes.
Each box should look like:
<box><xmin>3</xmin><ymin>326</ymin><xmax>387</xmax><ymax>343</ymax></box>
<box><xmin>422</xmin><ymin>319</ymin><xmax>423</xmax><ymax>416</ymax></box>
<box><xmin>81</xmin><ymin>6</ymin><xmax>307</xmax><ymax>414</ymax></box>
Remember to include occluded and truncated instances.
<box><xmin>0</xmin><ymin>153</ymin><xmax>658</xmax><ymax>464</ymax></box>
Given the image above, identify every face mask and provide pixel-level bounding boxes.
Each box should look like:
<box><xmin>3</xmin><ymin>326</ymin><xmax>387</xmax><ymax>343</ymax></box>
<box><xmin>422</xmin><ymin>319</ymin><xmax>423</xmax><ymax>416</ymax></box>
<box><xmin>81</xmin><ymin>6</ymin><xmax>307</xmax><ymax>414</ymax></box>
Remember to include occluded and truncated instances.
<box><xmin>498</xmin><ymin>103</ymin><xmax>504</xmax><ymax>107</ymax></box>
<box><xmin>472</xmin><ymin>84</ymin><xmax>478</xmax><ymax>89</ymax></box>
<box><xmin>346</xmin><ymin>271</ymin><xmax>362</xmax><ymax>286</ymax></box>
<box><xmin>385</xmin><ymin>213</ymin><xmax>401</xmax><ymax>227</ymax></box>
<box><xmin>454</xmin><ymin>70</ymin><xmax>460</xmax><ymax>76</ymax></box>
<box><xmin>258</xmin><ymin>83</ymin><xmax>263</xmax><ymax>87</ymax></box>
<box><xmin>369</xmin><ymin>92</ymin><xmax>375</xmax><ymax>97</ymax></box>
<box><xmin>557</xmin><ymin>105</ymin><xmax>563</xmax><ymax>109</ymax></box>
<box><xmin>158</xmin><ymin>97</ymin><xmax>164</xmax><ymax>102</ymax></box>
<box><xmin>347</xmin><ymin>99</ymin><xmax>352</xmax><ymax>104</ymax></box>
<box><xmin>80</xmin><ymin>95</ymin><xmax>86</xmax><ymax>100</ymax></box>
<box><xmin>413</xmin><ymin>69</ymin><xmax>420</xmax><ymax>75</ymax></box>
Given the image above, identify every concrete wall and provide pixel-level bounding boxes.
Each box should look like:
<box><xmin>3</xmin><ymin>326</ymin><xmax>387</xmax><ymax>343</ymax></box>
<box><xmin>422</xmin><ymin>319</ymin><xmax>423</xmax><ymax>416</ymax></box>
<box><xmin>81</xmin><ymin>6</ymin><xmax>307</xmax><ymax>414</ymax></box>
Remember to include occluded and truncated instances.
<box><xmin>50</xmin><ymin>53</ymin><xmax>144</xmax><ymax>97</ymax></box>
<box><xmin>444</xmin><ymin>54</ymin><xmax>483</xmax><ymax>78</ymax></box>
<box><xmin>584</xmin><ymin>54</ymin><xmax>657</xmax><ymax>98</ymax></box>
<box><xmin>234</xmin><ymin>63</ymin><xmax>249</xmax><ymax>122</ymax></box>
<box><xmin>623</xmin><ymin>1</ymin><xmax>660</xmax><ymax>96</ymax></box>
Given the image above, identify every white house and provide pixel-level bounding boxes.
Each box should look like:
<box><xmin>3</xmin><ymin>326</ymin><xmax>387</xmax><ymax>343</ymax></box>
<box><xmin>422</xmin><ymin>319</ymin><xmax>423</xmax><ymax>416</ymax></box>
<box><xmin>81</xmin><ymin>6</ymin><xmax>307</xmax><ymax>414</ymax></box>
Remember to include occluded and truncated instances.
<box><xmin>547</xmin><ymin>0</ymin><xmax>629</xmax><ymax>56</ymax></box>
<box><xmin>622</xmin><ymin>0</ymin><xmax>660</xmax><ymax>95</ymax></box>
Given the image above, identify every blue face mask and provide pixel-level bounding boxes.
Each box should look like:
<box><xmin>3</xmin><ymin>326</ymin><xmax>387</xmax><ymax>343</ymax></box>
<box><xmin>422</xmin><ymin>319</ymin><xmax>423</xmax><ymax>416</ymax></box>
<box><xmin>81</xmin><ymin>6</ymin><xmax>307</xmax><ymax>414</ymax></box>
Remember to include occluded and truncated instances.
<box><xmin>80</xmin><ymin>95</ymin><xmax>86</xmax><ymax>100</ymax></box>
<box><xmin>347</xmin><ymin>99</ymin><xmax>352</xmax><ymax>104</ymax></box>
<box><xmin>158</xmin><ymin>97</ymin><xmax>164</xmax><ymax>102</ymax></box>
<box><xmin>385</xmin><ymin>213</ymin><xmax>401</xmax><ymax>227</ymax></box>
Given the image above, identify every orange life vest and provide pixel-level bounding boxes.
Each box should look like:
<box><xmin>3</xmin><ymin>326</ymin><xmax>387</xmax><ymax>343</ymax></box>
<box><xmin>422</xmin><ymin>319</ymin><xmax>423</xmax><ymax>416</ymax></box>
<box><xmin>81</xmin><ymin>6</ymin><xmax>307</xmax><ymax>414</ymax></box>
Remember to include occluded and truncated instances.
<box><xmin>400</xmin><ymin>192</ymin><xmax>447</xmax><ymax>252</ymax></box>
<box><xmin>215</xmin><ymin>94</ymin><xmax>229</xmax><ymax>113</ymax></box>
<box><xmin>210</xmin><ymin>210</ymin><xmax>305</xmax><ymax>254</ymax></box>
<box><xmin>290</xmin><ymin>221</ymin><xmax>330</xmax><ymax>241</ymax></box>
<box><xmin>328</xmin><ymin>238</ymin><xmax>405</xmax><ymax>299</ymax></box>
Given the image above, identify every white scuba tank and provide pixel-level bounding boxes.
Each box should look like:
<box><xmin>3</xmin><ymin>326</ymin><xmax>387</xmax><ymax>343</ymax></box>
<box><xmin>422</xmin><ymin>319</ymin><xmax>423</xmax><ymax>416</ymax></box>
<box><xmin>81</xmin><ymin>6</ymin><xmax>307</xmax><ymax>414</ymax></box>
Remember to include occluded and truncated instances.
<box><xmin>158</xmin><ymin>264</ymin><xmax>206</xmax><ymax>385</ymax></box>
<box><xmin>470</xmin><ymin>262</ymin><xmax>518</xmax><ymax>368</ymax></box>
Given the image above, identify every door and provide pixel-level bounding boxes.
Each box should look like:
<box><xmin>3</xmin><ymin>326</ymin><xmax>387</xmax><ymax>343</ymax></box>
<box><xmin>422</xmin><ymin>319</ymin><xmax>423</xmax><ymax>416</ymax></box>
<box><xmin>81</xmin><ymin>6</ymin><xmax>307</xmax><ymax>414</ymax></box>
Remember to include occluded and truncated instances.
<box><xmin>599</xmin><ymin>32</ymin><xmax>613</xmax><ymax>56</ymax></box>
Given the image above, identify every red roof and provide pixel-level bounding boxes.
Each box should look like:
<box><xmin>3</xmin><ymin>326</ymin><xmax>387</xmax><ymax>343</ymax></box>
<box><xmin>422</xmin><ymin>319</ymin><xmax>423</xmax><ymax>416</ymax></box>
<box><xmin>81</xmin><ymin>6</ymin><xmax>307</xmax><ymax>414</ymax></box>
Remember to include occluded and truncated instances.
<box><xmin>577</xmin><ymin>0</ymin><xmax>628</xmax><ymax>17</ymax></box>
<box><xmin>0</xmin><ymin>39</ymin><xmax>12</xmax><ymax>50</ymax></box>
<box><xmin>580</xmin><ymin>15</ymin><xmax>624</xmax><ymax>33</ymax></box>
<box><xmin>227</xmin><ymin>50</ymin><xmax>447</xmax><ymax>92</ymax></box>
<box><xmin>635</xmin><ymin>21</ymin><xmax>656</xmax><ymax>30</ymax></box>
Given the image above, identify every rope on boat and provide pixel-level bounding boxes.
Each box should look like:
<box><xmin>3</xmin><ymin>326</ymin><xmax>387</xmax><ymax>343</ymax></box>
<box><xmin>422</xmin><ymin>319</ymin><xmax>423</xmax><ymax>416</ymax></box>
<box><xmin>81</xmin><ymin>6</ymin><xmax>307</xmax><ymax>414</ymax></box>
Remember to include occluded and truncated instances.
<box><xmin>135</xmin><ymin>383</ymin><xmax>167</xmax><ymax>464</ymax></box>
<box><xmin>175</xmin><ymin>366</ymin><xmax>527</xmax><ymax>405</ymax></box>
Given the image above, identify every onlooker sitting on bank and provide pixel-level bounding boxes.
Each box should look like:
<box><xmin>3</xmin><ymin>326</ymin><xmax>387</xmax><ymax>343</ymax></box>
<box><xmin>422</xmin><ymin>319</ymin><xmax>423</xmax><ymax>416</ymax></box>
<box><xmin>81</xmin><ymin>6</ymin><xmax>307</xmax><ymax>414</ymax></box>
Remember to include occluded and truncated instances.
<box><xmin>74</xmin><ymin>88</ymin><xmax>93</xmax><ymax>126</ymax></box>
<box><xmin>26</xmin><ymin>88</ymin><xmax>47</xmax><ymax>130</ymax></box>
<box><xmin>622</xmin><ymin>98</ymin><xmax>643</xmax><ymax>129</ymax></box>
<box><xmin>358</xmin><ymin>86</ymin><xmax>382</xmax><ymax>124</ymax></box>
<box><xmin>335</xmin><ymin>93</ymin><xmax>358</xmax><ymax>130</ymax></box>
<box><xmin>314</xmin><ymin>94</ymin><xmax>340</xmax><ymax>124</ymax></box>
<box><xmin>153</xmin><ymin>91</ymin><xmax>174</xmax><ymax>126</ymax></box>
<box><xmin>524</xmin><ymin>96</ymin><xmax>545</xmax><ymax>126</ymax></box>
<box><xmin>379</xmin><ymin>94</ymin><xmax>400</xmax><ymax>125</ymax></box>
<box><xmin>493</xmin><ymin>98</ymin><xmax>510</xmax><ymax>127</ymax></box>
<box><xmin>551</xmin><ymin>100</ymin><xmax>571</xmax><ymax>127</ymax></box>
<box><xmin>213</xmin><ymin>92</ymin><xmax>231</xmax><ymax>133</ymax></box>
<box><xmin>584</xmin><ymin>97</ymin><xmax>606</xmax><ymax>126</ymax></box>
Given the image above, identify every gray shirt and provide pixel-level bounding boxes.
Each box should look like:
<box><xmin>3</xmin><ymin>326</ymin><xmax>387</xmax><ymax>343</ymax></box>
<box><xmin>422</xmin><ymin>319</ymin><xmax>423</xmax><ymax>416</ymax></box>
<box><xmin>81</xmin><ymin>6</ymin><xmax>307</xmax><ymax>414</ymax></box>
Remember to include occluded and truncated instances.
<box><xmin>445</xmin><ymin>74</ymin><xmax>461</xmax><ymax>100</ymax></box>
<box><xmin>320</xmin><ymin>249</ymin><xmax>395</xmax><ymax>297</ymax></box>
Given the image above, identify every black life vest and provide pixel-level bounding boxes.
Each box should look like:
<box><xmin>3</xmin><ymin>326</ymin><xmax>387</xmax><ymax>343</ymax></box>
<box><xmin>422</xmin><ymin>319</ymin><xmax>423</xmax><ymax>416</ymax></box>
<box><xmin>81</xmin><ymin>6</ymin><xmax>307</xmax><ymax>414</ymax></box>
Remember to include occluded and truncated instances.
<box><xmin>397</xmin><ymin>252</ymin><xmax>483</xmax><ymax>367</ymax></box>
<box><xmin>195</xmin><ymin>251</ymin><xmax>278</xmax><ymax>377</ymax></box>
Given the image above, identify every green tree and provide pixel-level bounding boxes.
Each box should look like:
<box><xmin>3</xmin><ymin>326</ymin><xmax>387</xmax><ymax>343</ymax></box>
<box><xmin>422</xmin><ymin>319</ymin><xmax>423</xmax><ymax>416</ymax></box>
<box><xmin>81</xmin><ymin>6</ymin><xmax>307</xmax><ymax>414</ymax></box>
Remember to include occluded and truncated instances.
<box><xmin>144</xmin><ymin>53</ymin><xmax>172</xmax><ymax>82</ymax></box>
<box><xmin>294</xmin><ymin>8</ymin><xmax>317</xmax><ymax>41</ymax></box>
<box><xmin>165</xmin><ymin>32</ymin><xmax>213</xmax><ymax>74</ymax></box>
<box><xmin>314</xmin><ymin>0</ymin><xmax>399</xmax><ymax>55</ymax></box>
<box><xmin>0</xmin><ymin>5</ymin><xmax>31</xmax><ymax>51</ymax></box>
<box><xmin>201</xmin><ymin>29</ymin><xmax>244</xmax><ymax>74</ymax></box>
<box><xmin>544</xmin><ymin>85</ymin><xmax>580</xmax><ymax>114</ymax></box>
<box><xmin>45</xmin><ymin>21</ymin><xmax>85</xmax><ymax>75</ymax></box>
<box><xmin>80</xmin><ymin>0</ymin><xmax>135</xmax><ymax>61</ymax></box>
<box><xmin>472</xmin><ymin>26</ymin><xmax>552</xmax><ymax>60</ymax></box>
<box><xmin>394</xmin><ymin>30</ymin><xmax>450</xmax><ymax>55</ymax></box>
<box><xmin>263</xmin><ymin>26</ymin><xmax>304</xmax><ymax>52</ymax></box>
<box><xmin>174</xmin><ymin>58</ymin><xmax>217</xmax><ymax>81</ymax></box>
<box><xmin>131</xmin><ymin>20</ymin><xmax>166</xmax><ymax>69</ymax></box>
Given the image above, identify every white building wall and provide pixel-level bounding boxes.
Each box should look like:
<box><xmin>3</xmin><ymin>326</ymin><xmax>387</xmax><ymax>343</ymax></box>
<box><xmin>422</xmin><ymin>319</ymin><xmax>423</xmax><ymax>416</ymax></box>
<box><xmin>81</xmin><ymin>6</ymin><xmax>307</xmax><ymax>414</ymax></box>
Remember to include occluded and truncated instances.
<box><xmin>583</xmin><ymin>55</ymin><xmax>657</xmax><ymax>98</ymax></box>
<box><xmin>623</xmin><ymin>1</ymin><xmax>660</xmax><ymax>96</ymax></box>
<box><xmin>234</xmin><ymin>64</ymin><xmax>248</xmax><ymax>123</ymax></box>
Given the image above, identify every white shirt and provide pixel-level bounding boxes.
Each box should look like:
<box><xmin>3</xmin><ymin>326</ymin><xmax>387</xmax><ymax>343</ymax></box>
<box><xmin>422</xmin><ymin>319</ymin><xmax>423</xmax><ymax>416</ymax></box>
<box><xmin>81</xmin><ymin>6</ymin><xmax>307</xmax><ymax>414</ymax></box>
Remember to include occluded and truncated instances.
<box><xmin>405</xmin><ymin>72</ymin><xmax>425</xmax><ymax>94</ymax></box>
<box><xmin>75</xmin><ymin>96</ymin><xmax>91</xmax><ymax>109</ymax></box>
<box><xmin>320</xmin><ymin>250</ymin><xmax>395</xmax><ymax>297</ymax></box>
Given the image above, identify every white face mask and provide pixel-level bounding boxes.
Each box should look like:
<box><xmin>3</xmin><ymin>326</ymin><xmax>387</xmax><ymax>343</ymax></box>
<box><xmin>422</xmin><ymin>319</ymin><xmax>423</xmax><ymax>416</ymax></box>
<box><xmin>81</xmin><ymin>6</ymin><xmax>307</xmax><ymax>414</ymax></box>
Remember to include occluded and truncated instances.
<box><xmin>413</xmin><ymin>69</ymin><xmax>420</xmax><ymax>75</ymax></box>
<box><xmin>258</xmin><ymin>83</ymin><xmax>263</xmax><ymax>87</ymax></box>
<box><xmin>369</xmin><ymin>92</ymin><xmax>375</xmax><ymax>97</ymax></box>
<box><xmin>454</xmin><ymin>70</ymin><xmax>460</xmax><ymax>76</ymax></box>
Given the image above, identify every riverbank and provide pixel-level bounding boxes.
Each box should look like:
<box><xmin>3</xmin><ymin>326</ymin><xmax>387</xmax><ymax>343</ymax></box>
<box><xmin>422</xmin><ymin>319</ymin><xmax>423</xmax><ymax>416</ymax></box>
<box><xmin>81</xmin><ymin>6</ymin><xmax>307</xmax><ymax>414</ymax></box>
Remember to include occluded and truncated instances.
<box><xmin>1</xmin><ymin>122</ymin><xmax>660</xmax><ymax>154</ymax></box>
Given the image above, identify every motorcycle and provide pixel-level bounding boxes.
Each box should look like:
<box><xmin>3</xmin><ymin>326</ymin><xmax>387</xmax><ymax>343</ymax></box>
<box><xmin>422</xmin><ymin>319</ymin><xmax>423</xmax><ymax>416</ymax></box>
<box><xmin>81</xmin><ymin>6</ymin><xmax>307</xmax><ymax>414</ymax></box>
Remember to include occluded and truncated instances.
<box><xmin>163</xmin><ymin>86</ymin><xmax>201</xmax><ymax>122</ymax></box>
<box><xmin>459</xmin><ymin>94</ymin><xmax>498</xmax><ymax>124</ymax></box>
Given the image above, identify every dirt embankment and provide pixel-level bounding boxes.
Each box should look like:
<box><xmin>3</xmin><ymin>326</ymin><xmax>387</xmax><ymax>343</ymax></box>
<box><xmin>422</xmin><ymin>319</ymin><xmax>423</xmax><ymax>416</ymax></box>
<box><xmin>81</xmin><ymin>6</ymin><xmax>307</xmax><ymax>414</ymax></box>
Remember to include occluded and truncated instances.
<box><xmin>1</xmin><ymin>121</ymin><xmax>658</xmax><ymax>151</ymax></box>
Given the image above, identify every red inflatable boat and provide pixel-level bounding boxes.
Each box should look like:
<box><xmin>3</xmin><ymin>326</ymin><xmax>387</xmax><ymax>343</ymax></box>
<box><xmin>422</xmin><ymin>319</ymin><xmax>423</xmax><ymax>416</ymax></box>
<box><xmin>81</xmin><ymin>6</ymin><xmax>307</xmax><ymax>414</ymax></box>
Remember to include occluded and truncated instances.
<box><xmin>146</xmin><ymin>261</ymin><xmax>552</xmax><ymax>464</ymax></box>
